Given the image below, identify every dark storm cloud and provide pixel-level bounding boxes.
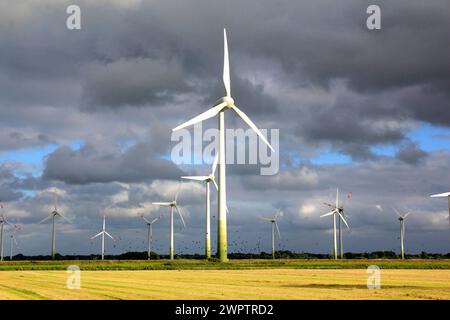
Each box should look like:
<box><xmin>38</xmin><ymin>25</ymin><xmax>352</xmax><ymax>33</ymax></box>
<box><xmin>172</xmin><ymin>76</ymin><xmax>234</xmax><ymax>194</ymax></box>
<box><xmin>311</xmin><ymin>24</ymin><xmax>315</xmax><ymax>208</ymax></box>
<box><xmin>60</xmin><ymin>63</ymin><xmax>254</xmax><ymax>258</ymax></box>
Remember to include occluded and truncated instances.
<box><xmin>82</xmin><ymin>58</ymin><xmax>189</xmax><ymax>108</ymax></box>
<box><xmin>395</xmin><ymin>142</ymin><xmax>428</xmax><ymax>165</ymax></box>
<box><xmin>43</xmin><ymin>141</ymin><xmax>184</xmax><ymax>184</ymax></box>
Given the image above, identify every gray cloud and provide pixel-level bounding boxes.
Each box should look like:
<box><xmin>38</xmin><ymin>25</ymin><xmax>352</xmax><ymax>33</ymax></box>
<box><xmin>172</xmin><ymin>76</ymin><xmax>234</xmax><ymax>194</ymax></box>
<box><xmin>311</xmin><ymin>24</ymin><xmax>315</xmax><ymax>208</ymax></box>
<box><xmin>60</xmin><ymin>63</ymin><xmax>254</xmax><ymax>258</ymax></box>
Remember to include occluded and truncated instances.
<box><xmin>43</xmin><ymin>141</ymin><xmax>184</xmax><ymax>184</ymax></box>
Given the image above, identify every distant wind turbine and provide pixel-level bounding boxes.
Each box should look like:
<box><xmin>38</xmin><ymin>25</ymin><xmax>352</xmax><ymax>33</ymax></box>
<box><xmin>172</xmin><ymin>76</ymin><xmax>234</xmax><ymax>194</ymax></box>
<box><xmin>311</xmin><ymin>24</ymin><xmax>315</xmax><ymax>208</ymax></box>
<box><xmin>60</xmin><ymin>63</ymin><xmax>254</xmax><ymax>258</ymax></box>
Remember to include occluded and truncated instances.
<box><xmin>394</xmin><ymin>208</ymin><xmax>411</xmax><ymax>260</ymax></box>
<box><xmin>173</xmin><ymin>29</ymin><xmax>274</xmax><ymax>262</ymax></box>
<box><xmin>38</xmin><ymin>197</ymin><xmax>71</xmax><ymax>259</ymax></box>
<box><xmin>139</xmin><ymin>213</ymin><xmax>161</xmax><ymax>260</ymax></box>
<box><xmin>181</xmin><ymin>153</ymin><xmax>219</xmax><ymax>259</ymax></box>
<box><xmin>0</xmin><ymin>201</ymin><xmax>17</xmax><ymax>261</ymax></box>
<box><xmin>152</xmin><ymin>183</ymin><xmax>187</xmax><ymax>260</ymax></box>
<box><xmin>430</xmin><ymin>191</ymin><xmax>450</xmax><ymax>227</ymax></box>
<box><xmin>90</xmin><ymin>215</ymin><xmax>115</xmax><ymax>261</ymax></box>
<box><xmin>260</xmin><ymin>209</ymin><xmax>282</xmax><ymax>259</ymax></box>
<box><xmin>320</xmin><ymin>188</ymin><xmax>350</xmax><ymax>260</ymax></box>
<box><xmin>9</xmin><ymin>233</ymin><xmax>18</xmax><ymax>261</ymax></box>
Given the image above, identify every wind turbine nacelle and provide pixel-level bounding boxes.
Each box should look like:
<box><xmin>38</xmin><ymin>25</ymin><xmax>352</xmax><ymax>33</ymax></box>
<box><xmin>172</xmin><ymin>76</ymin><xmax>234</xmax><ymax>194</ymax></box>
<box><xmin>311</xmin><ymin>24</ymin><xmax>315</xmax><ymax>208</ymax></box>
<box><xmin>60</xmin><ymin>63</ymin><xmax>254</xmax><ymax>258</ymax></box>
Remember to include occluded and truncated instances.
<box><xmin>216</xmin><ymin>96</ymin><xmax>234</xmax><ymax>107</ymax></box>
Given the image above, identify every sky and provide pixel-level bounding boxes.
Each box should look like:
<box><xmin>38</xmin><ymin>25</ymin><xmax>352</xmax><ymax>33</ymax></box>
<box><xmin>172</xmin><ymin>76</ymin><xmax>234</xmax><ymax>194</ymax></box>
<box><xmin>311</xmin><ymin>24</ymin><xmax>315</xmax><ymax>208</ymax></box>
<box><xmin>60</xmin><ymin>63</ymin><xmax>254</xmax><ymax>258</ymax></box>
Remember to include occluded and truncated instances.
<box><xmin>0</xmin><ymin>0</ymin><xmax>450</xmax><ymax>256</ymax></box>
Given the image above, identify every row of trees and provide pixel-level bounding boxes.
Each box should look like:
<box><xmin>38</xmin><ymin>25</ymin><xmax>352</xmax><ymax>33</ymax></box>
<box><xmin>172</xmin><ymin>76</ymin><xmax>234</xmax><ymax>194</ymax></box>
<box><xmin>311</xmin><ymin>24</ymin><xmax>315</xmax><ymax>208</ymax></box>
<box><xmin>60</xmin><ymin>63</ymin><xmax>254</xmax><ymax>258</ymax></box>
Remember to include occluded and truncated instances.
<box><xmin>9</xmin><ymin>250</ymin><xmax>450</xmax><ymax>260</ymax></box>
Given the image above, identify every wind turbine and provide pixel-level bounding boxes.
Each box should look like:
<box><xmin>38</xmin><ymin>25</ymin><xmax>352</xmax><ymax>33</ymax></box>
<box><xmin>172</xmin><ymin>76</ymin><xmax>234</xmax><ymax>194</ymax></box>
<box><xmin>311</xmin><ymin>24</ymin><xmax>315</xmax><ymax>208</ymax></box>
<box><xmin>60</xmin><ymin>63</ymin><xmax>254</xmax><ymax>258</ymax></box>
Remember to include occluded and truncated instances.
<box><xmin>152</xmin><ymin>184</ymin><xmax>187</xmax><ymax>260</ymax></box>
<box><xmin>260</xmin><ymin>209</ymin><xmax>282</xmax><ymax>259</ymax></box>
<box><xmin>320</xmin><ymin>188</ymin><xmax>350</xmax><ymax>260</ymax></box>
<box><xmin>0</xmin><ymin>202</ymin><xmax>15</xmax><ymax>261</ymax></box>
<box><xmin>139</xmin><ymin>213</ymin><xmax>161</xmax><ymax>260</ymax></box>
<box><xmin>181</xmin><ymin>153</ymin><xmax>219</xmax><ymax>259</ymax></box>
<box><xmin>90</xmin><ymin>215</ymin><xmax>115</xmax><ymax>261</ymax></box>
<box><xmin>173</xmin><ymin>28</ymin><xmax>274</xmax><ymax>262</ymax></box>
<box><xmin>394</xmin><ymin>208</ymin><xmax>411</xmax><ymax>260</ymax></box>
<box><xmin>38</xmin><ymin>199</ymin><xmax>71</xmax><ymax>260</ymax></box>
<box><xmin>430</xmin><ymin>191</ymin><xmax>450</xmax><ymax>227</ymax></box>
<box><xmin>9</xmin><ymin>234</ymin><xmax>18</xmax><ymax>261</ymax></box>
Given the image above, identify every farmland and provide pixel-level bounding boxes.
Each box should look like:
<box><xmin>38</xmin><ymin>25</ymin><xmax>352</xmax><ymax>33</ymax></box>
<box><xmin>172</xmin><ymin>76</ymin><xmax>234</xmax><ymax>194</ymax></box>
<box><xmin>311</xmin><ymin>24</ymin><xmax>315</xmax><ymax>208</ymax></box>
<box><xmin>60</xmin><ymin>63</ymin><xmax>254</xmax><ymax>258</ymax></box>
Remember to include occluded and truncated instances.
<box><xmin>0</xmin><ymin>259</ymin><xmax>450</xmax><ymax>299</ymax></box>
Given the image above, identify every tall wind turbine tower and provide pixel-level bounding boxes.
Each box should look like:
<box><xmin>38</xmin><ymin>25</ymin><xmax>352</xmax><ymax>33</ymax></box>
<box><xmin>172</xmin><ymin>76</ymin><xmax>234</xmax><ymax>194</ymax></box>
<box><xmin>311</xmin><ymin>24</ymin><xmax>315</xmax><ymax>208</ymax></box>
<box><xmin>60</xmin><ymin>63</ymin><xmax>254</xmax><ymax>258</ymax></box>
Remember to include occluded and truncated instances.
<box><xmin>260</xmin><ymin>209</ymin><xmax>282</xmax><ymax>259</ymax></box>
<box><xmin>181</xmin><ymin>153</ymin><xmax>219</xmax><ymax>259</ymax></box>
<box><xmin>173</xmin><ymin>29</ymin><xmax>274</xmax><ymax>262</ymax></box>
<box><xmin>152</xmin><ymin>184</ymin><xmax>186</xmax><ymax>260</ymax></box>
<box><xmin>139</xmin><ymin>214</ymin><xmax>161</xmax><ymax>260</ymax></box>
<box><xmin>91</xmin><ymin>215</ymin><xmax>115</xmax><ymax>261</ymax></box>
<box><xmin>394</xmin><ymin>208</ymin><xmax>411</xmax><ymax>260</ymax></box>
<box><xmin>320</xmin><ymin>189</ymin><xmax>350</xmax><ymax>260</ymax></box>
<box><xmin>39</xmin><ymin>200</ymin><xmax>71</xmax><ymax>259</ymax></box>
<box><xmin>0</xmin><ymin>201</ymin><xmax>15</xmax><ymax>261</ymax></box>
<box><xmin>9</xmin><ymin>233</ymin><xmax>18</xmax><ymax>261</ymax></box>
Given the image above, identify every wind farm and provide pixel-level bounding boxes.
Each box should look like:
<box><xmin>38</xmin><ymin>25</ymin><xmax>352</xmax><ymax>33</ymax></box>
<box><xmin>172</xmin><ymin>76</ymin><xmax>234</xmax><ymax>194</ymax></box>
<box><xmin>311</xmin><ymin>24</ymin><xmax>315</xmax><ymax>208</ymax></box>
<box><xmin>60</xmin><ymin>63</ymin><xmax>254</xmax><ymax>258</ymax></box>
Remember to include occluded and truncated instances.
<box><xmin>1</xmin><ymin>0</ymin><xmax>450</xmax><ymax>303</ymax></box>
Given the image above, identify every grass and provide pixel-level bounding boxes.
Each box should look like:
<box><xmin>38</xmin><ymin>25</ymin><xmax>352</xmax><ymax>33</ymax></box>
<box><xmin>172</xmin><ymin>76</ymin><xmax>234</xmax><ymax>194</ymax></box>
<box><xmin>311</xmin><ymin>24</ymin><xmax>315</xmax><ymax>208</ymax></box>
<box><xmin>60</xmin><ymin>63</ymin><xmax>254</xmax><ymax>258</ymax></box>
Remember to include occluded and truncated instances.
<box><xmin>0</xmin><ymin>268</ymin><xmax>450</xmax><ymax>299</ymax></box>
<box><xmin>1</xmin><ymin>259</ymin><xmax>450</xmax><ymax>271</ymax></box>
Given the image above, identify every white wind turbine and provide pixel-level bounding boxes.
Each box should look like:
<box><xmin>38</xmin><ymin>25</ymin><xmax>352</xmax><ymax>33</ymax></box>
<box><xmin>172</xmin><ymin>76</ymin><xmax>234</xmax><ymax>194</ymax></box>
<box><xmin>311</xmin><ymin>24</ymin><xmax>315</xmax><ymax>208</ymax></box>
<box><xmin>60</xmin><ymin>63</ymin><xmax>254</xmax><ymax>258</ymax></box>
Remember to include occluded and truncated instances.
<box><xmin>260</xmin><ymin>209</ymin><xmax>282</xmax><ymax>259</ymax></box>
<box><xmin>430</xmin><ymin>191</ymin><xmax>450</xmax><ymax>227</ymax></box>
<box><xmin>90</xmin><ymin>215</ymin><xmax>115</xmax><ymax>261</ymax></box>
<box><xmin>394</xmin><ymin>208</ymin><xmax>411</xmax><ymax>260</ymax></box>
<box><xmin>152</xmin><ymin>184</ymin><xmax>187</xmax><ymax>260</ymax></box>
<box><xmin>181</xmin><ymin>153</ymin><xmax>219</xmax><ymax>259</ymax></box>
<box><xmin>139</xmin><ymin>213</ymin><xmax>161</xmax><ymax>260</ymax></box>
<box><xmin>38</xmin><ymin>197</ymin><xmax>71</xmax><ymax>259</ymax></box>
<box><xmin>9</xmin><ymin>232</ymin><xmax>19</xmax><ymax>261</ymax></box>
<box><xmin>173</xmin><ymin>28</ymin><xmax>274</xmax><ymax>262</ymax></box>
<box><xmin>320</xmin><ymin>188</ymin><xmax>350</xmax><ymax>260</ymax></box>
<box><xmin>0</xmin><ymin>201</ymin><xmax>16</xmax><ymax>261</ymax></box>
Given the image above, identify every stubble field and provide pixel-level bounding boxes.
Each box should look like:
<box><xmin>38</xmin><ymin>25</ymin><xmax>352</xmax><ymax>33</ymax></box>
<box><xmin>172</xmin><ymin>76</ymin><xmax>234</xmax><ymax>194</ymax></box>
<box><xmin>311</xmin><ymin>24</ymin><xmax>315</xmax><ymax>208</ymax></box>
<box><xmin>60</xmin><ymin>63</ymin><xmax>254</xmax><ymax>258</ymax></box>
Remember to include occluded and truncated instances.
<box><xmin>0</xmin><ymin>260</ymin><xmax>449</xmax><ymax>300</ymax></box>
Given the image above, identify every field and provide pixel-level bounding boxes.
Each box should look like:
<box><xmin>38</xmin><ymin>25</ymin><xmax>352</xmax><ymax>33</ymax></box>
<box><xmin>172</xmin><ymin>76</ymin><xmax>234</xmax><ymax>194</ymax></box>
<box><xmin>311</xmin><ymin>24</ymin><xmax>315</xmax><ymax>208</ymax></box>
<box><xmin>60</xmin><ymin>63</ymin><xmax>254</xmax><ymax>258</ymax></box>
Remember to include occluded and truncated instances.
<box><xmin>1</xmin><ymin>259</ymin><xmax>450</xmax><ymax>300</ymax></box>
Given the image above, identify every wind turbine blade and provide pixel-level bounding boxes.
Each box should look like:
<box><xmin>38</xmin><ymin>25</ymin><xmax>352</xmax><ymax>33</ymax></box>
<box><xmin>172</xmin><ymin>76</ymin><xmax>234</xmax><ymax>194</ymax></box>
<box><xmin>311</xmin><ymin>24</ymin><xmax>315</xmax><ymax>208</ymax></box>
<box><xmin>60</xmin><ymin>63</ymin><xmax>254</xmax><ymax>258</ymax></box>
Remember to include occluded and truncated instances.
<box><xmin>430</xmin><ymin>192</ymin><xmax>450</xmax><ymax>197</ymax></box>
<box><xmin>13</xmin><ymin>236</ymin><xmax>18</xmax><ymax>247</ymax></box>
<box><xmin>323</xmin><ymin>202</ymin><xmax>334</xmax><ymax>208</ymax></box>
<box><xmin>181</xmin><ymin>176</ymin><xmax>209</xmax><ymax>181</ymax></box>
<box><xmin>393</xmin><ymin>207</ymin><xmax>402</xmax><ymax>218</ymax></box>
<box><xmin>320</xmin><ymin>210</ymin><xmax>337</xmax><ymax>218</ymax></box>
<box><xmin>152</xmin><ymin>202</ymin><xmax>172</xmax><ymax>206</ymax></box>
<box><xmin>175</xmin><ymin>206</ymin><xmax>186</xmax><ymax>228</ymax></box>
<box><xmin>259</xmin><ymin>217</ymin><xmax>272</xmax><ymax>221</ymax></box>
<box><xmin>141</xmin><ymin>216</ymin><xmax>151</xmax><ymax>224</ymax></box>
<box><xmin>403</xmin><ymin>212</ymin><xmax>411</xmax><ymax>219</ymax></box>
<box><xmin>105</xmin><ymin>231</ymin><xmax>114</xmax><ymax>240</ymax></box>
<box><xmin>223</xmin><ymin>28</ymin><xmax>230</xmax><ymax>97</ymax></box>
<box><xmin>3</xmin><ymin>218</ymin><xmax>13</xmax><ymax>227</ymax></box>
<box><xmin>57</xmin><ymin>212</ymin><xmax>72</xmax><ymax>224</ymax></box>
<box><xmin>274</xmin><ymin>208</ymin><xmax>283</xmax><ymax>219</ymax></box>
<box><xmin>212</xmin><ymin>178</ymin><xmax>219</xmax><ymax>191</ymax></box>
<box><xmin>38</xmin><ymin>214</ymin><xmax>53</xmax><ymax>224</ymax></box>
<box><xmin>338</xmin><ymin>212</ymin><xmax>350</xmax><ymax>229</ymax></box>
<box><xmin>336</xmin><ymin>188</ymin><xmax>339</xmax><ymax>208</ymax></box>
<box><xmin>53</xmin><ymin>194</ymin><xmax>58</xmax><ymax>211</ymax></box>
<box><xmin>172</xmin><ymin>102</ymin><xmax>227</xmax><ymax>131</ymax></box>
<box><xmin>150</xmin><ymin>217</ymin><xmax>160</xmax><ymax>224</ymax></box>
<box><xmin>211</xmin><ymin>152</ymin><xmax>219</xmax><ymax>176</ymax></box>
<box><xmin>275</xmin><ymin>221</ymin><xmax>281</xmax><ymax>238</ymax></box>
<box><xmin>90</xmin><ymin>231</ymin><xmax>103</xmax><ymax>240</ymax></box>
<box><xmin>231</xmin><ymin>105</ymin><xmax>274</xmax><ymax>152</ymax></box>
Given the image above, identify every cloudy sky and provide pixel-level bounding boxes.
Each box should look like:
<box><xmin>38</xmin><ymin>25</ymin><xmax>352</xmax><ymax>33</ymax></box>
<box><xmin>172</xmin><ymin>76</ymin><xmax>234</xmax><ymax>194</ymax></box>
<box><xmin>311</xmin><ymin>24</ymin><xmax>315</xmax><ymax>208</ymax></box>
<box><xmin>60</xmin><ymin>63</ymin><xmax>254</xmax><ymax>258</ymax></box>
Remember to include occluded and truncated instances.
<box><xmin>1</xmin><ymin>0</ymin><xmax>450</xmax><ymax>256</ymax></box>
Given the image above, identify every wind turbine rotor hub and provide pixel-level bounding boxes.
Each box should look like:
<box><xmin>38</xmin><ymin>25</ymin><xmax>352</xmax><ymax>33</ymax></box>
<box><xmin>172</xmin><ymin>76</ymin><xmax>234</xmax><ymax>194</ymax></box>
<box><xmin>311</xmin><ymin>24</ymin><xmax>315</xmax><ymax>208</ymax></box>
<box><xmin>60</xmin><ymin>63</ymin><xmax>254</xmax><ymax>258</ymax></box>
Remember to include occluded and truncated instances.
<box><xmin>217</xmin><ymin>96</ymin><xmax>234</xmax><ymax>107</ymax></box>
